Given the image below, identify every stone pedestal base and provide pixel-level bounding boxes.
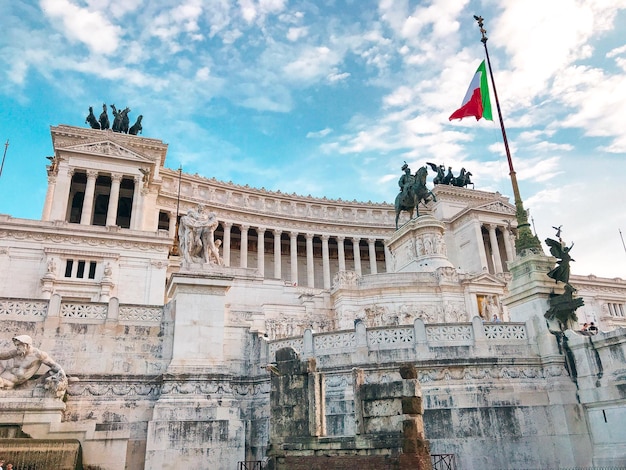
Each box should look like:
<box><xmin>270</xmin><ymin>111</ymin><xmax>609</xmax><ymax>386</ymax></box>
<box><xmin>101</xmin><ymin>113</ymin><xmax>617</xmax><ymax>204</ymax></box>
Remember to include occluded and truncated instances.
<box><xmin>386</xmin><ymin>215</ymin><xmax>453</xmax><ymax>273</ymax></box>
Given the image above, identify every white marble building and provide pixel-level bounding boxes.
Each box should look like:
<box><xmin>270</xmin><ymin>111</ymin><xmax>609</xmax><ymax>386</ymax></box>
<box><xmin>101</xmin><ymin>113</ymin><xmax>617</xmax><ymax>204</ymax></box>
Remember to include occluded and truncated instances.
<box><xmin>0</xmin><ymin>124</ymin><xmax>625</xmax><ymax>469</ymax></box>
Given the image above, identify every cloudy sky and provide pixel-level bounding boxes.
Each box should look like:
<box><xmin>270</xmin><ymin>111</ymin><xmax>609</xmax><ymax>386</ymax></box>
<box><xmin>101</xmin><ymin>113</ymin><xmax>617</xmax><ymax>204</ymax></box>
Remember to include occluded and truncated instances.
<box><xmin>0</xmin><ymin>0</ymin><xmax>625</xmax><ymax>278</ymax></box>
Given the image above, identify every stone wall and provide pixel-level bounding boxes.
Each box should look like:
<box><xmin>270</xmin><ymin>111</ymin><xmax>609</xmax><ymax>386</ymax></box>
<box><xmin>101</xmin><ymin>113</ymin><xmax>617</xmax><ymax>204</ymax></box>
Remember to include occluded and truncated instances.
<box><xmin>267</xmin><ymin>349</ymin><xmax>431</xmax><ymax>470</ymax></box>
<box><xmin>1</xmin><ymin>292</ymin><xmax>626</xmax><ymax>468</ymax></box>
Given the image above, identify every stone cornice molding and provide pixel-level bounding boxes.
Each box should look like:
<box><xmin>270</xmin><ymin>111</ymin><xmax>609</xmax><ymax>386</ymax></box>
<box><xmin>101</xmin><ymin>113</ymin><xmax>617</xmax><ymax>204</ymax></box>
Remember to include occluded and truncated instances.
<box><xmin>0</xmin><ymin>222</ymin><xmax>172</xmax><ymax>253</ymax></box>
<box><xmin>157</xmin><ymin>170</ymin><xmax>396</xmax><ymax>234</ymax></box>
<box><xmin>66</xmin><ymin>376</ymin><xmax>271</xmax><ymax>398</ymax></box>
<box><xmin>51</xmin><ymin>125</ymin><xmax>168</xmax><ymax>163</ymax></box>
<box><xmin>44</xmin><ymin>247</ymin><xmax>120</xmax><ymax>259</ymax></box>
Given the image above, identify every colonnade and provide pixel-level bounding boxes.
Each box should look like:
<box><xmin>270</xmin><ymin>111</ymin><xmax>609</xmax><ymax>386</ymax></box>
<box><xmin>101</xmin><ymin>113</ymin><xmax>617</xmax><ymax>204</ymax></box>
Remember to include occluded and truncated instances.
<box><xmin>60</xmin><ymin>169</ymin><xmax>142</xmax><ymax>229</ymax></box>
<box><xmin>222</xmin><ymin>225</ymin><xmax>385</xmax><ymax>289</ymax></box>
<box><xmin>477</xmin><ymin>222</ymin><xmax>515</xmax><ymax>273</ymax></box>
<box><xmin>166</xmin><ymin>215</ymin><xmax>388</xmax><ymax>289</ymax></box>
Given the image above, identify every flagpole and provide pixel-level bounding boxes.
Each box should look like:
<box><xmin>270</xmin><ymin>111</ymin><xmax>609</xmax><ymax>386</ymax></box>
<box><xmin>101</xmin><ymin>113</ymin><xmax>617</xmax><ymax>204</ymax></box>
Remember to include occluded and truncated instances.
<box><xmin>474</xmin><ymin>15</ymin><xmax>542</xmax><ymax>255</ymax></box>
<box><xmin>169</xmin><ymin>166</ymin><xmax>183</xmax><ymax>257</ymax></box>
<box><xmin>0</xmin><ymin>140</ymin><xmax>9</xmax><ymax>180</ymax></box>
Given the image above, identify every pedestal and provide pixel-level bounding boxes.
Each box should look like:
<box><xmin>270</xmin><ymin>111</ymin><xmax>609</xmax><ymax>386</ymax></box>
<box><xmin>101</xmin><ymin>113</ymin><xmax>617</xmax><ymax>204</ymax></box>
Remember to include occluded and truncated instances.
<box><xmin>386</xmin><ymin>215</ymin><xmax>454</xmax><ymax>273</ymax></box>
<box><xmin>165</xmin><ymin>272</ymin><xmax>234</xmax><ymax>373</ymax></box>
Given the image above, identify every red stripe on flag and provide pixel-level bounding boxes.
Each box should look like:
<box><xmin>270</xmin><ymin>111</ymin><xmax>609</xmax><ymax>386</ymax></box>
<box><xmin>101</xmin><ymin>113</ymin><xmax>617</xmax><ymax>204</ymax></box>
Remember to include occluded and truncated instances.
<box><xmin>449</xmin><ymin>88</ymin><xmax>484</xmax><ymax>121</ymax></box>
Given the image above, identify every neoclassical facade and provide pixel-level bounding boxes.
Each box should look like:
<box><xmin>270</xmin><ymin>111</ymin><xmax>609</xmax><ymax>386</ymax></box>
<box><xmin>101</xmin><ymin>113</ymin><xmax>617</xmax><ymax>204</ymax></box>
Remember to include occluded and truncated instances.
<box><xmin>0</xmin><ymin>124</ymin><xmax>625</xmax><ymax>469</ymax></box>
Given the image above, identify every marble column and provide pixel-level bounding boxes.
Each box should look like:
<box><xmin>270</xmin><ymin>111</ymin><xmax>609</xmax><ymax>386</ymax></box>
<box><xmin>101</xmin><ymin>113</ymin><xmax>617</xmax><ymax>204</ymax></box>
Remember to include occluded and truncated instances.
<box><xmin>368</xmin><ymin>238</ymin><xmax>378</xmax><ymax>274</ymax></box>
<box><xmin>223</xmin><ymin>222</ymin><xmax>232</xmax><ymax>267</ymax></box>
<box><xmin>321</xmin><ymin>235</ymin><xmax>331</xmax><ymax>289</ymax></box>
<box><xmin>80</xmin><ymin>170</ymin><xmax>98</xmax><ymax>225</ymax></box>
<box><xmin>240</xmin><ymin>225</ymin><xmax>249</xmax><ymax>268</ymax></box>
<box><xmin>42</xmin><ymin>175</ymin><xmax>56</xmax><ymax>221</ymax></box>
<box><xmin>62</xmin><ymin>168</ymin><xmax>75</xmax><ymax>222</ymax></box>
<box><xmin>488</xmin><ymin>224</ymin><xmax>504</xmax><ymax>273</ymax></box>
<box><xmin>106</xmin><ymin>173</ymin><xmax>123</xmax><ymax>226</ymax></box>
<box><xmin>384</xmin><ymin>244</ymin><xmax>393</xmax><ymax>273</ymax></box>
<box><xmin>474</xmin><ymin>220</ymin><xmax>489</xmax><ymax>271</ymax></box>
<box><xmin>168</xmin><ymin>211</ymin><xmax>177</xmax><ymax>238</ymax></box>
<box><xmin>257</xmin><ymin>227</ymin><xmax>266</xmax><ymax>276</ymax></box>
<box><xmin>502</xmin><ymin>226</ymin><xmax>515</xmax><ymax>266</ymax></box>
<box><xmin>290</xmin><ymin>232</ymin><xmax>298</xmax><ymax>285</ymax></box>
<box><xmin>273</xmin><ymin>230</ymin><xmax>282</xmax><ymax>279</ymax></box>
<box><xmin>306</xmin><ymin>233</ymin><xmax>315</xmax><ymax>288</ymax></box>
<box><xmin>337</xmin><ymin>236</ymin><xmax>346</xmax><ymax>272</ymax></box>
<box><xmin>352</xmin><ymin>237</ymin><xmax>362</xmax><ymax>276</ymax></box>
<box><xmin>130</xmin><ymin>175</ymin><xmax>142</xmax><ymax>229</ymax></box>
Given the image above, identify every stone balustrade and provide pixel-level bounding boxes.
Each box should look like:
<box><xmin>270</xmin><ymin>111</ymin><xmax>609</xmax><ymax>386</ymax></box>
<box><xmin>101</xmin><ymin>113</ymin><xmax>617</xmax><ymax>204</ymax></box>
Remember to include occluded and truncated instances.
<box><xmin>269</xmin><ymin>317</ymin><xmax>530</xmax><ymax>365</ymax></box>
<box><xmin>0</xmin><ymin>296</ymin><xmax>163</xmax><ymax>325</ymax></box>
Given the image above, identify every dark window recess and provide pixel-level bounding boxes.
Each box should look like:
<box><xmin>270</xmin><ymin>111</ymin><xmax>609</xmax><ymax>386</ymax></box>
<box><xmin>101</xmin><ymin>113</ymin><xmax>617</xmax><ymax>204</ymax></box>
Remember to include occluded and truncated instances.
<box><xmin>69</xmin><ymin>192</ymin><xmax>84</xmax><ymax>224</ymax></box>
<box><xmin>117</xmin><ymin>197</ymin><xmax>132</xmax><ymax>229</ymax></box>
<box><xmin>92</xmin><ymin>194</ymin><xmax>109</xmax><ymax>226</ymax></box>
<box><xmin>76</xmin><ymin>260</ymin><xmax>86</xmax><ymax>279</ymax></box>
<box><xmin>88</xmin><ymin>262</ymin><xmax>97</xmax><ymax>279</ymax></box>
<box><xmin>158</xmin><ymin>211</ymin><xmax>170</xmax><ymax>231</ymax></box>
<box><xmin>64</xmin><ymin>260</ymin><xmax>73</xmax><ymax>278</ymax></box>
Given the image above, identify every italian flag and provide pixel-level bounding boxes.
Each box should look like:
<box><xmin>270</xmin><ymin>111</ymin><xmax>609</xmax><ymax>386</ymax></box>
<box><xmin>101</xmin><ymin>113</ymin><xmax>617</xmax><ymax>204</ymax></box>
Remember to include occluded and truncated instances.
<box><xmin>449</xmin><ymin>60</ymin><xmax>493</xmax><ymax>121</ymax></box>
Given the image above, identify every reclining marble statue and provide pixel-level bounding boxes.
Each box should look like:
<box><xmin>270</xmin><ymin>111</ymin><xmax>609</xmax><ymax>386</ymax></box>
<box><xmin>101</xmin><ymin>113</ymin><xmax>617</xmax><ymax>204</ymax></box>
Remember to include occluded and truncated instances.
<box><xmin>178</xmin><ymin>204</ymin><xmax>224</xmax><ymax>266</ymax></box>
<box><xmin>0</xmin><ymin>335</ymin><xmax>68</xmax><ymax>397</ymax></box>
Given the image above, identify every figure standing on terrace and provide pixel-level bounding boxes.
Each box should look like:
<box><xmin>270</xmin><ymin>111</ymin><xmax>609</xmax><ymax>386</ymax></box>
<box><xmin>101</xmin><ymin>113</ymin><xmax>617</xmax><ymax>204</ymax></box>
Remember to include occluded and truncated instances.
<box><xmin>0</xmin><ymin>335</ymin><xmax>67</xmax><ymax>396</ymax></box>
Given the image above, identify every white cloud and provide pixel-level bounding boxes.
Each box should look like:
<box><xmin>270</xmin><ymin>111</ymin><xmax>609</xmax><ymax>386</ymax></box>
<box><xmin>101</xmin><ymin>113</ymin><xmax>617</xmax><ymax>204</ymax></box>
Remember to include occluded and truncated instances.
<box><xmin>282</xmin><ymin>46</ymin><xmax>342</xmax><ymax>82</ymax></box>
<box><xmin>307</xmin><ymin>128</ymin><xmax>332</xmax><ymax>138</ymax></box>
<box><xmin>327</xmin><ymin>71</ymin><xmax>350</xmax><ymax>83</ymax></box>
<box><xmin>40</xmin><ymin>0</ymin><xmax>122</xmax><ymax>55</ymax></box>
<box><xmin>287</xmin><ymin>26</ymin><xmax>308</xmax><ymax>41</ymax></box>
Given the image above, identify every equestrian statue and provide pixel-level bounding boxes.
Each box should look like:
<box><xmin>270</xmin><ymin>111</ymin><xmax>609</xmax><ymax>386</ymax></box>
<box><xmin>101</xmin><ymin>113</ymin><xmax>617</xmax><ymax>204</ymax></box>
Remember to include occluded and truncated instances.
<box><xmin>394</xmin><ymin>163</ymin><xmax>437</xmax><ymax>230</ymax></box>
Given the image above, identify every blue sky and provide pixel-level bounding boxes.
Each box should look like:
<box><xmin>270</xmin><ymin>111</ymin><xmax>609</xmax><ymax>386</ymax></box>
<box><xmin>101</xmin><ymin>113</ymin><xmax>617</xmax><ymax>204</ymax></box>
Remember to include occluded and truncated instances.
<box><xmin>1</xmin><ymin>0</ymin><xmax>625</xmax><ymax>278</ymax></box>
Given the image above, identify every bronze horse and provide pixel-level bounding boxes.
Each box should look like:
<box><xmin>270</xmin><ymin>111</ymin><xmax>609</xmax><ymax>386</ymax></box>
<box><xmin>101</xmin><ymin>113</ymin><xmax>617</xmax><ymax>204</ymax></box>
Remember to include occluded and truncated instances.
<box><xmin>394</xmin><ymin>166</ymin><xmax>437</xmax><ymax>229</ymax></box>
<box><xmin>85</xmin><ymin>106</ymin><xmax>100</xmax><ymax>129</ymax></box>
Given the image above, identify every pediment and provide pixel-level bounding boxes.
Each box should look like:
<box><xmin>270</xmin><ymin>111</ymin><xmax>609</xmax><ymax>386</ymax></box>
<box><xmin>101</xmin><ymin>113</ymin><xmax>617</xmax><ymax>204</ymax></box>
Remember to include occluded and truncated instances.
<box><xmin>475</xmin><ymin>200</ymin><xmax>515</xmax><ymax>215</ymax></box>
<box><xmin>463</xmin><ymin>272</ymin><xmax>509</xmax><ymax>287</ymax></box>
<box><xmin>60</xmin><ymin>140</ymin><xmax>154</xmax><ymax>163</ymax></box>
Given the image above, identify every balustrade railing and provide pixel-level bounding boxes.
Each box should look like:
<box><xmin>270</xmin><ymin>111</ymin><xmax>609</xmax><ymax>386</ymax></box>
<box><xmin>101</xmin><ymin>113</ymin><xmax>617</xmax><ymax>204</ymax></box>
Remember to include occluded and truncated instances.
<box><xmin>269</xmin><ymin>320</ymin><xmax>529</xmax><ymax>361</ymax></box>
<box><xmin>0</xmin><ymin>298</ymin><xmax>48</xmax><ymax>319</ymax></box>
<box><xmin>0</xmin><ymin>297</ymin><xmax>163</xmax><ymax>325</ymax></box>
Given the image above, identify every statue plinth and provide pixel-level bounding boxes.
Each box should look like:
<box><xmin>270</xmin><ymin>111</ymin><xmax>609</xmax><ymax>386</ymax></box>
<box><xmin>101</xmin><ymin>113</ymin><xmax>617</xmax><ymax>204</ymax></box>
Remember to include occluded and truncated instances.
<box><xmin>165</xmin><ymin>273</ymin><xmax>234</xmax><ymax>373</ymax></box>
<box><xmin>502</xmin><ymin>252</ymin><xmax>557</xmax><ymax>323</ymax></box>
<box><xmin>385</xmin><ymin>215</ymin><xmax>454</xmax><ymax>273</ymax></box>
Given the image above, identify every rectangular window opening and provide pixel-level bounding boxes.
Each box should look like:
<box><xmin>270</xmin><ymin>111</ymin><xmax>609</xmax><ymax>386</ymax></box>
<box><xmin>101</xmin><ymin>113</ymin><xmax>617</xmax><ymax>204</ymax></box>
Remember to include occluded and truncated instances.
<box><xmin>88</xmin><ymin>261</ymin><xmax>97</xmax><ymax>279</ymax></box>
<box><xmin>64</xmin><ymin>260</ymin><xmax>73</xmax><ymax>278</ymax></box>
<box><xmin>77</xmin><ymin>260</ymin><xmax>86</xmax><ymax>278</ymax></box>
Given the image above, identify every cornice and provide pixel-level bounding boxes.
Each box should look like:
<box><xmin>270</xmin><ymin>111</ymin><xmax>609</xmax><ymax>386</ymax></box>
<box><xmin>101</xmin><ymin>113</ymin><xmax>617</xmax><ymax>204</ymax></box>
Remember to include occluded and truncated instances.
<box><xmin>0</xmin><ymin>218</ymin><xmax>172</xmax><ymax>252</ymax></box>
<box><xmin>159</xmin><ymin>168</ymin><xmax>394</xmax><ymax>210</ymax></box>
<box><xmin>51</xmin><ymin>124</ymin><xmax>168</xmax><ymax>163</ymax></box>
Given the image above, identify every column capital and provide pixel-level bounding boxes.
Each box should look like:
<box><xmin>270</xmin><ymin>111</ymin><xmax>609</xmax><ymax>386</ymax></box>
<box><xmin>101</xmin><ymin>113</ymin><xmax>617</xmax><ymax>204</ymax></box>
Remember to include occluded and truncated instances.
<box><xmin>273</xmin><ymin>229</ymin><xmax>283</xmax><ymax>236</ymax></box>
<box><xmin>223</xmin><ymin>221</ymin><xmax>233</xmax><ymax>229</ymax></box>
<box><xmin>367</xmin><ymin>237</ymin><xmax>377</xmax><ymax>244</ymax></box>
<box><xmin>336</xmin><ymin>235</ymin><xmax>345</xmax><ymax>242</ymax></box>
<box><xmin>110</xmin><ymin>172</ymin><xmax>124</xmax><ymax>182</ymax></box>
<box><xmin>240</xmin><ymin>224</ymin><xmax>250</xmax><ymax>232</ymax></box>
<box><xmin>305</xmin><ymin>233</ymin><xmax>314</xmax><ymax>240</ymax></box>
<box><xmin>256</xmin><ymin>226</ymin><xmax>266</xmax><ymax>234</ymax></box>
<box><xmin>86</xmin><ymin>169</ymin><xmax>99</xmax><ymax>179</ymax></box>
<box><xmin>321</xmin><ymin>234</ymin><xmax>330</xmax><ymax>242</ymax></box>
<box><xmin>352</xmin><ymin>236</ymin><xmax>361</xmax><ymax>243</ymax></box>
<box><xmin>290</xmin><ymin>231</ymin><xmax>299</xmax><ymax>238</ymax></box>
